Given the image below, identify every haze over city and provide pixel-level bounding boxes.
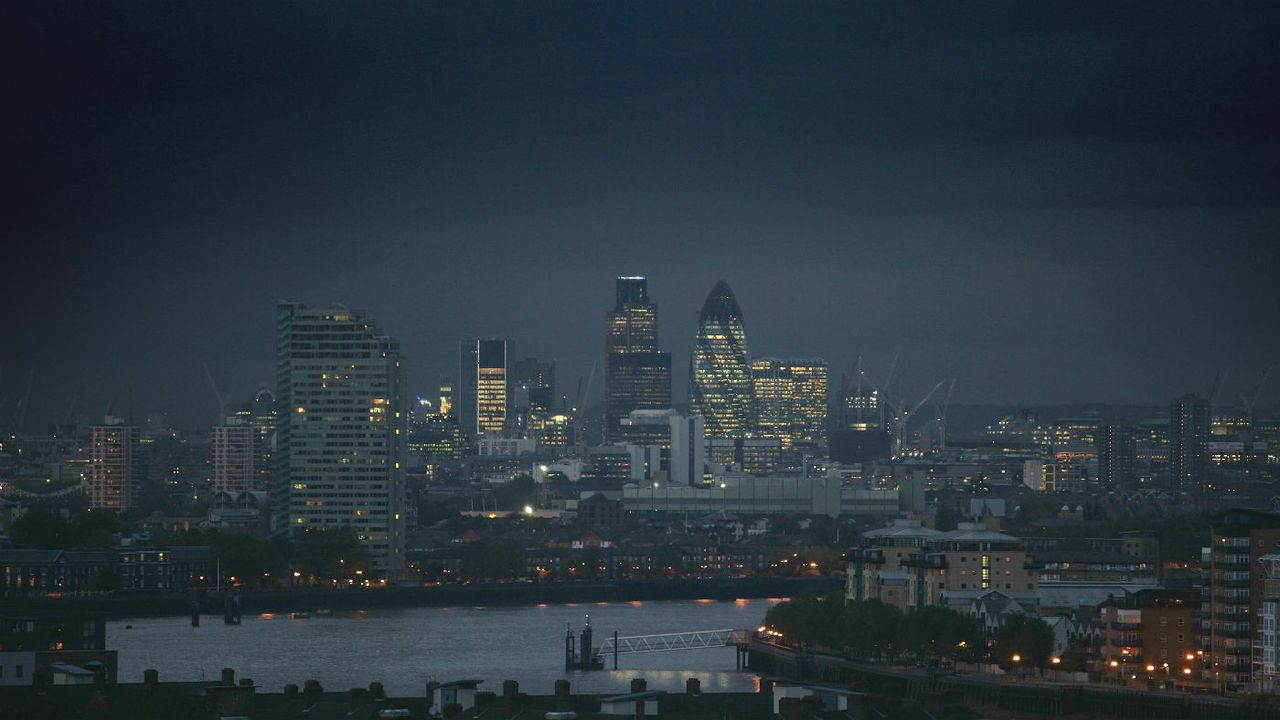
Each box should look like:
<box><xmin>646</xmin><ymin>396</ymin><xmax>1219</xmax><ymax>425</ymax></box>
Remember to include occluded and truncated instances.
<box><xmin>6</xmin><ymin>3</ymin><xmax>1279</xmax><ymax>427</ymax></box>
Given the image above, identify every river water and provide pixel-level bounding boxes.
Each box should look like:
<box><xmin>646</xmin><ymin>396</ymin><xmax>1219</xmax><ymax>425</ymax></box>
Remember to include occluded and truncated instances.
<box><xmin>106</xmin><ymin>598</ymin><xmax>780</xmax><ymax>697</ymax></box>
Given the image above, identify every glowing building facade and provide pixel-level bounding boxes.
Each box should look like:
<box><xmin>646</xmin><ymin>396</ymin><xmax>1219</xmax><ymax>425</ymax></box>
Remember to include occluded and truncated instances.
<box><xmin>751</xmin><ymin>357</ymin><xmax>829</xmax><ymax>449</ymax></box>
<box><xmin>275</xmin><ymin>302</ymin><xmax>407</xmax><ymax>572</ymax></box>
<box><xmin>689</xmin><ymin>280</ymin><xmax>753</xmax><ymax>438</ymax></box>
<box><xmin>604</xmin><ymin>277</ymin><xmax>672</xmax><ymax>441</ymax></box>
<box><xmin>459</xmin><ymin>339</ymin><xmax>510</xmax><ymax>441</ymax></box>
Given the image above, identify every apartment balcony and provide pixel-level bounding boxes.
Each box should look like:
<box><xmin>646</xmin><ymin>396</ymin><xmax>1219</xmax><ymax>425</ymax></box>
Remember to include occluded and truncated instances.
<box><xmin>902</xmin><ymin>555</ymin><xmax>948</xmax><ymax>570</ymax></box>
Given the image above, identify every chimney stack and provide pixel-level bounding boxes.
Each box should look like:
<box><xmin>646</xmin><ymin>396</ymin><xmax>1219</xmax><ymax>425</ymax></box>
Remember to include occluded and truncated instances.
<box><xmin>221</xmin><ymin>668</ymin><xmax>235</xmax><ymax>686</ymax></box>
<box><xmin>144</xmin><ymin>669</ymin><xmax>159</xmax><ymax>689</ymax></box>
<box><xmin>686</xmin><ymin>678</ymin><xmax>701</xmax><ymax>695</ymax></box>
<box><xmin>630</xmin><ymin>678</ymin><xmax>647</xmax><ymax>694</ymax></box>
<box><xmin>303</xmin><ymin>679</ymin><xmax>324</xmax><ymax>704</ymax></box>
<box><xmin>554</xmin><ymin>679</ymin><xmax>571</xmax><ymax>709</ymax></box>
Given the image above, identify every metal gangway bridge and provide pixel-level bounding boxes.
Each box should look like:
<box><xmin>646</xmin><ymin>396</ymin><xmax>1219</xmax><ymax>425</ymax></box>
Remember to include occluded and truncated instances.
<box><xmin>594</xmin><ymin>628</ymin><xmax>755</xmax><ymax>670</ymax></box>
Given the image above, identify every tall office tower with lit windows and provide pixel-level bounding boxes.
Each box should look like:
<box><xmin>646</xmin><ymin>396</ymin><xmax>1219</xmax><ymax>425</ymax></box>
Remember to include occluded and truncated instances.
<box><xmin>87</xmin><ymin>418</ymin><xmax>140</xmax><ymax>510</ymax></box>
<box><xmin>689</xmin><ymin>280</ymin><xmax>754</xmax><ymax>438</ymax></box>
<box><xmin>751</xmin><ymin>358</ymin><xmax>829</xmax><ymax>449</ymax></box>
<box><xmin>275</xmin><ymin>303</ymin><xmax>406</xmax><ymax>572</ymax></box>
<box><xmin>459</xmin><ymin>339</ymin><xmax>510</xmax><ymax>441</ymax></box>
<box><xmin>1170</xmin><ymin>393</ymin><xmax>1211</xmax><ymax>492</ymax></box>
<box><xmin>604</xmin><ymin>277</ymin><xmax>672</xmax><ymax>441</ymax></box>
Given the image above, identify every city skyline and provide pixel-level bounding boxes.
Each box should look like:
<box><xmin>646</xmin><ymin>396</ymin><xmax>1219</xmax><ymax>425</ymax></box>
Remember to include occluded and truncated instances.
<box><xmin>3</xmin><ymin>274</ymin><xmax>1278</xmax><ymax>431</ymax></box>
<box><xmin>6</xmin><ymin>4</ymin><xmax>1280</xmax><ymax>427</ymax></box>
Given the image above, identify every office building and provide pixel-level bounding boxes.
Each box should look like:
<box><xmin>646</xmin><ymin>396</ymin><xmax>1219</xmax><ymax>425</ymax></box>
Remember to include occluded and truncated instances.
<box><xmin>706</xmin><ymin>436</ymin><xmax>782</xmax><ymax>475</ymax></box>
<box><xmin>438</xmin><ymin>376</ymin><xmax>454</xmax><ymax>417</ymax></box>
<box><xmin>689</xmin><ymin>280</ymin><xmax>753</xmax><ymax>438</ymax></box>
<box><xmin>459</xmin><ymin>339</ymin><xmax>510</xmax><ymax>441</ymax></box>
<box><xmin>751</xmin><ymin>357</ymin><xmax>829</xmax><ymax>449</ymax></box>
<box><xmin>618</xmin><ymin>409</ymin><xmax>706</xmax><ymax>486</ymax></box>
<box><xmin>604</xmin><ymin>277</ymin><xmax>672</xmax><ymax>441</ymax></box>
<box><xmin>211</xmin><ymin>417</ymin><xmax>255</xmax><ymax>493</ymax></box>
<box><xmin>512</xmin><ymin>357</ymin><xmax>555</xmax><ymax>432</ymax></box>
<box><xmin>1171</xmin><ymin>393</ymin><xmax>1211</xmax><ymax>492</ymax></box>
<box><xmin>86</xmin><ymin>418</ymin><xmax>140</xmax><ymax>511</ymax></box>
<box><xmin>623</xmin><ymin>474</ymin><xmax>898</xmax><ymax>518</ymax></box>
<box><xmin>275</xmin><ymin>302</ymin><xmax>406</xmax><ymax>572</ymax></box>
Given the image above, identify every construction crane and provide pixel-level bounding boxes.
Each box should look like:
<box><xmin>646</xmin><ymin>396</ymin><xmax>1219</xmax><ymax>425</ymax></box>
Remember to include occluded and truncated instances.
<box><xmin>202</xmin><ymin>362</ymin><xmax>228</xmax><ymax>423</ymax></box>
<box><xmin>1209</xmin><ymin>367</ymin><xmax>1231</xmax><ymax>409</ymax></box>
<box><xmin>895</xmin><ymin>380</ymin><xmax>946</xmax><ymax>459</ymax></box>
<box><xmin>1242</xmin><ymin>365</ymin><xmax>1273</xmax><ymax>422</ymax></box>
<box><xmin>853</xmin><ymin>360</ymin><xmax>945</xmax><ymax>458</ymax></box>
<box><xmin>933</xmin><ymin>378</ymin><xmax>957</xmax><ymax>453</ymax></box>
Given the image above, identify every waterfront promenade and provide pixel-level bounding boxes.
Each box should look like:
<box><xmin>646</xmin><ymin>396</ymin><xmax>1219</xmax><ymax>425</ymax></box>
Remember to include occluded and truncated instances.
<box><xmin>4</xmin><ymin>576</ymin><xmax>840</xmax><ymax>620</ymax></box>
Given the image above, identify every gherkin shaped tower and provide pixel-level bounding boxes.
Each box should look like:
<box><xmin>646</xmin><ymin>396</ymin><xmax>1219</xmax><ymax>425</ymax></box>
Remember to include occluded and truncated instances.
<box><xmin>689</xmin><ymin>280</ymin><xmax>754</xmax><ymax>437</ymax></box>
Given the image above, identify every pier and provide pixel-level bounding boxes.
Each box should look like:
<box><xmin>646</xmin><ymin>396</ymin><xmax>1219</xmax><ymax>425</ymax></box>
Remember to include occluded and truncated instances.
<box><xmin>566</xmin><ymin>619</ymin><xmax>755</xmax><ymax>671</ymax></box>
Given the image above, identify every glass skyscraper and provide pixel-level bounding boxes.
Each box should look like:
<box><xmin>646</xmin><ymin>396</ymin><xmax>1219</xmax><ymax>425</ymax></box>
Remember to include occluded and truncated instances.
<box><xmin>604</xmin><ymin>277</ymin><xmax>672</xmax><ymax>441</ymax></box>
<box><xmin>751</xmin><ymin>357</ymin><xmax>829</xmax><ymax>449</ymax></box>
<box><xmin>689</xmin><ymin>280</ymin><xmax>754</xmax><ymax>438</ymax></box>
<box><xmin>275</xmin><ymin>302</ymin><xmax>407</xmax><ymax>572</ymax></box>
<box><xmin>459</xmin><ymin>339</ymin><xmax>510</xmax><ymax>441</ymax></box>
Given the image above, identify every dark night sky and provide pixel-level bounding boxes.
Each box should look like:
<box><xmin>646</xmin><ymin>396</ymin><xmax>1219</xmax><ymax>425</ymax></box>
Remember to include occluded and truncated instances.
<box><xmin>5</xmin><ymin>2</ymin><xmax>1280</xmax><ymax>429</ymax></box>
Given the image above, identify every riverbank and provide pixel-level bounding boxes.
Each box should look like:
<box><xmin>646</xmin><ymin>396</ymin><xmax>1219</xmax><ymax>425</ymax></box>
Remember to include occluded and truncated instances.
<box><xmin>6</xmin><ymin>576</ymin><xmax>841</xmax><ymax>620</ymax></box>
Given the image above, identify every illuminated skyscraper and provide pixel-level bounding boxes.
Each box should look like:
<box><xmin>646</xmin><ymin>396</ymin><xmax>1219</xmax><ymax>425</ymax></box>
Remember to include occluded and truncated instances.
<box><xmin>459</xmin><ymin>339</ymin><xmax>510</xmax><ymax>440</ymax></box>
<box><xmin>751</xmin><ymin>358</ymin><xmax>829</xmax><ymax>449</ymax></box>
<box><xmin>604</xmin><ymin>277</ymin><xmax>672</xmax><ymax>441</ymax></box>
<box><xmin>1170</xmin><ymin>393</ymin><xmax>1211</xmax><ymax>492</ymax></box>
<box><xmin>275</xmin><ymin>302</ymin><xmax>407</xmax><ymax>571</ymax></box>
<box><xmin>689</xmin><ymin>280</ymin><xmax>754</xmax><ymax>438</ymax></box>
<box><xmin>87</xmin><ymin>417</ymin><xmax>140</xmax><ymax>510</ymax></box>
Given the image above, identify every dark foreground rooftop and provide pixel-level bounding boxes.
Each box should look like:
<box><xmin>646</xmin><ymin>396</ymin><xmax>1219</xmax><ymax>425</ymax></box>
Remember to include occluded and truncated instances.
<box><xmin>0</xmin><ymin>670</ymin><xmax>969</xmax><ymax>720</ymax></box>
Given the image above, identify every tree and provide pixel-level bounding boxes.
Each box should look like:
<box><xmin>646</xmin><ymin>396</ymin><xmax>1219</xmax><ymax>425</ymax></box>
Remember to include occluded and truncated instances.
<box><xmin>291</xmin><ymin>525</ymin><xmax>374</xmax><ymax>582</ymax></box>
<box><xmin>9</xmin><ymin>508</ymin><xmax>126</xmax><ymax>549</ymax></box>
<box><xmin>171</xmin><ymin>530</ymin><xmax>286</xmax><ymax>590</ymax></box>
<box><xmin>460</xmin><ymin>539</ymin><xmax>525</xmax><ymax>580</ymax></box>
<box><xmin>902</xmin><ymin>605</ymin><xmax>981</xmax><ymax>660</ymax></box>
<box><xmin>992</xmin><ymin>613</ymin><xmax>1055</xmax><ymax>668</ymax></box>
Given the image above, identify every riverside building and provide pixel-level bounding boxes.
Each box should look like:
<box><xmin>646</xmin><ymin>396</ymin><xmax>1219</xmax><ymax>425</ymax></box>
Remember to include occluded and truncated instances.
<box><xmin>275</xmin><ymin>303</ymin><xmax>407</xmax><ymax>572</ymax></box>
